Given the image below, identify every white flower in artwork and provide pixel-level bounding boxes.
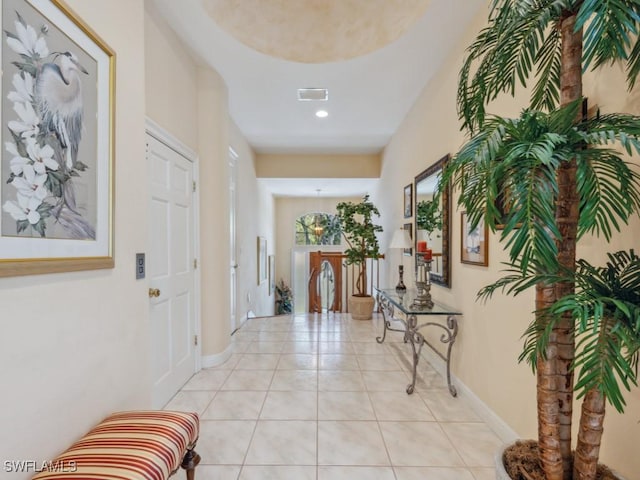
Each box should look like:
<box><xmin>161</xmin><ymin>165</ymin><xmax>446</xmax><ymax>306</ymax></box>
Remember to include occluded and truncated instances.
<box><xmin>8</xmin><ymin>101</ymin><xmax>39</xmax><ymax>139</ymax></box>
<box><xmin>10</xmin><ymin>167</ymin><xmax>48</xmax><ymax>201</ymax></box>
<box><xmin>26</xmin><ymin>140</ymin><xmax>57</xmax><ymax>174</ymax></box>
<box><xmin>7</xmin><ymin>72</ymin><xmax>34</xmax><ymax>104</ymax></box>
<box><xmin>3</xmin><ymin>194</ymin><xmax>42</xmax><ymax>225</ymax></box>
<box><xmin>6</xmin><ymin>19</ymin><xmax>48</xmax><ymax>58</ymax></box>
<box><xmin>7</xmin><ymin>139</ymin><xmax>57</xmax><ymax>177</ymax></box>
<box><xmin>9</xmin><ymin>154</ymin><xmax>30</xmax><ymax>176</ymax></box>
<box><xmin>7</xmin><ymin>141</ymin><xmax>29</xmax><ymax>176</ymax></box>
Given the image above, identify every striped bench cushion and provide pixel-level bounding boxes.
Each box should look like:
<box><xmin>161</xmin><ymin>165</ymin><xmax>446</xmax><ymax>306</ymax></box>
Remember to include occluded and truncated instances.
<box><xmin>32</xmin><ymin>410</ymin><xmax>199</xmax><ymax>480</ymax></box>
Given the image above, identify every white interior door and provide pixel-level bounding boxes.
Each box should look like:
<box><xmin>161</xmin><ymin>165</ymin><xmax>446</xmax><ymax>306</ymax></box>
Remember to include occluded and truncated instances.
<box><xmin>147</xmin><ymin>133</ymin><xmax>196</xmax><ymax>408</ymax></box>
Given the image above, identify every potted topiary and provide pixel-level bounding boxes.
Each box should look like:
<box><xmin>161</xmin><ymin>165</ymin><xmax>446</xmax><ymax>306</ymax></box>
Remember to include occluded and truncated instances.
<box><xmin>336</xmin><ymin>194</ymin><xmax>383</xmax><ymax>320</ymax></box>
<box><xmin>441</xmin><ymin>2</ymin><xmax>640</xmax><ymax>478</ymax></box>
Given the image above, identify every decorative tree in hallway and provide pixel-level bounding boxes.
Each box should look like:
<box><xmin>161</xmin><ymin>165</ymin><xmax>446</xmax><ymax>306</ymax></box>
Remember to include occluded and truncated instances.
<box><xmin>443</xmin><ymin>1</ymin><xmax>640</xmax><ymax>478</ymax></box>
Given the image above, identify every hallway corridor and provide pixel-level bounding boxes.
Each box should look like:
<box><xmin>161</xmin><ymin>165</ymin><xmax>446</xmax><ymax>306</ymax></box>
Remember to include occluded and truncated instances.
<box><xmin>165</xmin><ymin>313</ymin><xmax>500</xmax><ymax>480</ymax></box>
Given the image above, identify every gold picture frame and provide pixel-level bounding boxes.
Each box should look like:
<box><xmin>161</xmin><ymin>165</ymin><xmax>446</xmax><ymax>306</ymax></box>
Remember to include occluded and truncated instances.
<box><xmin>461</xmin><ymin>212</ymin><xmax>488</xmax><ymax>266</ymax></box>
<box><xmin>403</xmin><ymin>183</ymin><xmax>413</xmax><ymax>218</ymax></box>
<box><xmin>268</xmin><ymin>254</ymin><xmax>275</xmax><ymax>295</ymax></box>
<box><xmin>257</xmin><ymin>236</ymin><xmax>267</xmax><ymax>285</ymax></box>
<box><xmin>403</xmin><ymin>222</ymin><xmax>413</xmax><ymax>256</ymax></box>
<box><xmin>0</xmin><ymin>0</ymin><xmax>115</xmax><ymax>277</ymax></box>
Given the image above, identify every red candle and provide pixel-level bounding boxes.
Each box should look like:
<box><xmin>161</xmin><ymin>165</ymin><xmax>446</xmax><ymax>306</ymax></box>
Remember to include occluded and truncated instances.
<box><xmin>424</xmin><ymin>249</ymin><xmax>433</xmax><ymax>261</ymax></box>
<box><xmin>417</xmin><ymin>241</ymin><xmax>427</xmax><ymax>252</ymax></box>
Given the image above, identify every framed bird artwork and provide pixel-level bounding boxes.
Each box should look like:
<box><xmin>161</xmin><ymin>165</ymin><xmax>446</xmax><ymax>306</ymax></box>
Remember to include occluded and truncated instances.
<box><xmin>0</xmin><ymin>0</ymin><xmax>115</xmax><ymax>277</ymax></box>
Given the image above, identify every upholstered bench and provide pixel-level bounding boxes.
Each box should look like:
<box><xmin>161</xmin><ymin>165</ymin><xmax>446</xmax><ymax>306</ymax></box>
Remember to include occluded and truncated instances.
<box><xmin>31</xmin><ymin>410</ymin><xmax>200</xmax><ymax>480</ymax></box>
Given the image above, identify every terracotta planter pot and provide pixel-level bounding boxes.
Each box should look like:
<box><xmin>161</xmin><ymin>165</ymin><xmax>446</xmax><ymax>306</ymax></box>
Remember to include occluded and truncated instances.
<box><xmin>348</xmin><ymin>295</ymin><xmax>375</xmax><ymax>320</ymax></box>
<box><xmin>495</xmin><ymin>443</ymin><xmax>627</xmax><ymax>480</ymax></box>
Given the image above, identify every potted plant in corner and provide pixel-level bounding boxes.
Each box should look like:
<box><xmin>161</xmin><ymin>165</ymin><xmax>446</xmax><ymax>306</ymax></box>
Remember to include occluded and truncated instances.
<box><xmin>275</xmin><ymin>279</ymin><xmax>293</xmax><ymax>315</ymax></box>
<box><xmin>336</xmin><ymin>194</ymin><xmax>383</xmax><ymax>320</ymax></box>
<box><xmin>441</xmin><ymin>1</ymin><xmax>640</xmax><ymax>478</ymax></box>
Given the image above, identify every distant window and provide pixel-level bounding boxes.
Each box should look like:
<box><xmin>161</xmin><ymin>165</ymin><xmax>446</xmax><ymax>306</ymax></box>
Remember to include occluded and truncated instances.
<box><xmin>295</xmin><ymin>212</ymin><xmax>341</xmax><ymax>245</ymax></box>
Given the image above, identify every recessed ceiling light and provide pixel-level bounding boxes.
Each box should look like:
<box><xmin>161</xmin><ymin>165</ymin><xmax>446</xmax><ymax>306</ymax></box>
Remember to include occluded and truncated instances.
<box><xmin>315</xmin><ymin>110</ymin><xmax>329</xmax><ymax>118</ymax></box>
<box><xmin>297</xmin><ymin>88</ymin><xmax>328</xmax><ymax>101</ymax></box>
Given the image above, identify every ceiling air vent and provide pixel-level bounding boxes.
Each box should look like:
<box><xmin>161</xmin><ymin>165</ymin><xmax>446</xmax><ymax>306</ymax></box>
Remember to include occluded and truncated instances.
<box><xmin>297</xmin><ymin>88</ymin><xmax>328</xmax><ymax>101</ymax></box>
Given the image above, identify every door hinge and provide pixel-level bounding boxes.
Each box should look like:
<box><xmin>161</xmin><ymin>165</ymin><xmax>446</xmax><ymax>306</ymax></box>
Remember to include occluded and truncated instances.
<box><xmin>192</xmin><ymin>181</ymin><xmax>196</xmax><ymax>193</ymax></box>
<box><xmin>193</xmin><ymin>259</ymin><xmax>198</xmax><ymax>269</ymax></box>
<box><xmin>194</xmin><ymin>335</ymin><xmax>198</xmax><ymax>346</ymax></box>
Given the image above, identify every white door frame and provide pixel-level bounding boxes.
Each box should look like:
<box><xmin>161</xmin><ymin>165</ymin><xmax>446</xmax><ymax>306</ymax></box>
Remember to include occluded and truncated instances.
<box><xmin>145</xmin><ymin>118</ymin><xmax>201</xmax><ymax>372</ymax></box>
<box><xmin>229</xmin><ymin>146</ymin><xmax>239</xmax><ymax>334</ymax></box>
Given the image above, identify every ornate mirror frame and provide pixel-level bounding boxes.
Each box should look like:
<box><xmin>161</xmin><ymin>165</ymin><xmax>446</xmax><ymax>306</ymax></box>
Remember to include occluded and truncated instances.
<box><xmin>414</xmin><ymin>154</ymin><xmax>451</xmax><ymax>288</ymax></box>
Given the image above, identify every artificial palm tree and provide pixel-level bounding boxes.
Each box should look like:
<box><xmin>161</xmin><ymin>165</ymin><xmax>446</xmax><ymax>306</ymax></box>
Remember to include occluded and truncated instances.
<box><xmin>526</xmin><ymin>250</ymin><xmax>640</xmax><ymax>479</ymax></box>
<box><xmin>443</xmin><ymin>1</ymin><xmax>640</xmax><ymax>478</ymax></box>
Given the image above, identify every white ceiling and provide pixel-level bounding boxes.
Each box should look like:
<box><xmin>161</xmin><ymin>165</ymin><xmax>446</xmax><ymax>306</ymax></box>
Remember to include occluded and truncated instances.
<box><xmin>150</xmin><ymin>0</ymin><xmax>486</xmax><ymax>196</ymax></box>
<box><xmin>258</xmin><ymin>177</ymin><xmax>379</xmax><ymax>198</ymax></box>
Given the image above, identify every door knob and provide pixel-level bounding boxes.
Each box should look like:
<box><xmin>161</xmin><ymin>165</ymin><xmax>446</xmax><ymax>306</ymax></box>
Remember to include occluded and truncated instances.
<box><xmin>149</xmin><ymin>288</ymin><xmax>161</xmax><ymax>298</ymax></box>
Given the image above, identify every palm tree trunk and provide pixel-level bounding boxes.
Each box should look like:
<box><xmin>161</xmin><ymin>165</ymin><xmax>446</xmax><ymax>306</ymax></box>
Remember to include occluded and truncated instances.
<box><xmin>573</xmin><ymin>389</ymin><xmax>606</xmax><ymax>480</ymax></box>
<box><xmin>539</xmin><ymin>11</ymin><xmax>583</xmax><ymax>480</ymax></box>
<box><xmin>536</xmin><ymin>283</ymin><xmax>563</xmax><ymax>480</ymax></box>
<box><xmin>574</xmin><ymin>319</ymin><xmax>613</xmax><ymax>478</ymax></box>
<box><xmin>557</xmin><ymin>11</ymin><xmax>582</xmax><ymax>479</ymax></box>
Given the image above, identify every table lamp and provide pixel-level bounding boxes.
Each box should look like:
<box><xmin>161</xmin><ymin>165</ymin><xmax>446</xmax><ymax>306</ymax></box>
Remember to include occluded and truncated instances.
<box><xmin>389</xmin><ymin>228</ymin><xmax>412</xmax><ymax>293</ymax></box>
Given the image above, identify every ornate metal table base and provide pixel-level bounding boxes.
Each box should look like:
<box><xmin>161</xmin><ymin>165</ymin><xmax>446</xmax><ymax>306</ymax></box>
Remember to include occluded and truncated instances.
<box><xmin>376</xmin><ymin>290</ymin><xmax>459</xmax><ymax>396</ymax></box>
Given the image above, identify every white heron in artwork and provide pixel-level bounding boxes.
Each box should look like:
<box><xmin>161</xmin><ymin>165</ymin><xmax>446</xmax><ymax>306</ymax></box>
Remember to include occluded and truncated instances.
<box><xmin>34</xmin><ymin>51</ymin><xmax>95</xmax><ymax>239</ymax></box>
<box><xmin>35</xmin><ymin>51</ymin><xmax>88</xmax><ymax>170</ymax></box>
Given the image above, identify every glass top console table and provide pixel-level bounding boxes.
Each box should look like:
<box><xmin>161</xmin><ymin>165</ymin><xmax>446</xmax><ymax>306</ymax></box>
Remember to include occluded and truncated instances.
<box><xmin>375</xmin><ymin>288</ymin><xmax>462</xmax><ymax>396</ymax></box>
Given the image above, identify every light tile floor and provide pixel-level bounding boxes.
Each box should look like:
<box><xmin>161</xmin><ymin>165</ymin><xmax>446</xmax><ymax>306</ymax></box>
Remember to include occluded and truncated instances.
<box><xmin>165</xmin><ymin>313</ymin><xmax>499</xmax><ymax>480</ymax></box>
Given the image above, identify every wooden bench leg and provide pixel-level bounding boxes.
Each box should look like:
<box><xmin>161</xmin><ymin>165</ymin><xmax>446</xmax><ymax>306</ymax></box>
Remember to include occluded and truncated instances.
<box><xmin>181</xmin><ymin>447</ymin><xmax>201</xmax><ymax>480</ymax></box>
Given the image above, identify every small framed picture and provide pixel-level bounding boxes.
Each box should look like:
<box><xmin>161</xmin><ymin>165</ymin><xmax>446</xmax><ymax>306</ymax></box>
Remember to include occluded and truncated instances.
<box><xmin>403</xmin><ymin>184</ymin><xmax>413</xmax><ymax>218</ymax></box>
<box><xmin>257</xmin><ymin>236</ymin><xmax>267</xmax><ymax>284</ymax></box>
<box><xmin>461</xmin><ymin>212</ymin><xmax>488</xmax><ymax>266</ymax></box>
<box><xmin>268</xmin><ymin>254</ymin><xmax>275</xmax><ymax>296</ymax></box>
<box><xmin>403</xmin><ymin>223</ymin><xmax>413</xmax><ymax>256</ymax></box>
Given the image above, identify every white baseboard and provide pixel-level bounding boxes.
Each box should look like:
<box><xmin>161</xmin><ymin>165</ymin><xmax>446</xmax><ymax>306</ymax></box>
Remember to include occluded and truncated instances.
<box><xmin>421</xmin><ymin>348</ymin><xmax>519</xmax><ymax>444</ymax></box>
<box><xmin>201</xmin><ymin>344</ymin><xmax>233</xmax><ymax>369</ymax></box>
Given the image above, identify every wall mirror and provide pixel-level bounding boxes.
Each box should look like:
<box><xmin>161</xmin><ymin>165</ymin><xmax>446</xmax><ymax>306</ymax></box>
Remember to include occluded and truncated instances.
<box><xmin>414</xmin><ymin>154</ymin><xmax>451</xmax><ymax>287</ymax></box>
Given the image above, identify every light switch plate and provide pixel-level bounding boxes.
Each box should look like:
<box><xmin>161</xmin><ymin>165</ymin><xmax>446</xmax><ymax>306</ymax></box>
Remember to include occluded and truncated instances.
<box><xmin>136</xmin><ymin>253</ymin><xmax>145</xmax><ymax>279</ymax></box>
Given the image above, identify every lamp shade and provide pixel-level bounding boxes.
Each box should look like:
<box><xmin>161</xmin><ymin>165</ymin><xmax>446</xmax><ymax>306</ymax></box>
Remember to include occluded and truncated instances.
<box><xmin>389</xmin><ymin>229</ymin><xmax>411</xmax><ymax>249</ymax></box>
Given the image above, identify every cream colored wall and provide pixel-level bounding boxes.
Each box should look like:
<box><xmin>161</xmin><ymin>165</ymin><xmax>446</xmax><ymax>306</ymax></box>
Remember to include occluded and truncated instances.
<box><xmin>374</xmin><ymin>7</ymin><xmax>640</xmax><ymax>478</ymax></box>
<box><xmin>0</xmin><ymin>1</ymin><xmax>148</xmax><ymax>478</ymax></box>
<box><xmin>256</xmin><ymin>153</ymin><xmax>380</xmax><ymax>178</ymax></box>
<box><xmin>196</xmin><ymin>67</ymin><xmax>233</xmax><ymax>356</ymax></box>
<box><xmin>144</xmin><ymin>2</ymin><xmax>199</xmax><ymax>150</ymax></box>
<box><xmin>144</xmin><ymin>2</ymin><xmax>277</xmax><ymax>351</ymax></box>
<box><xmin>232</xmin><ymin>124</ymin><xmax>276</xmax><ymax>319</ymax></box>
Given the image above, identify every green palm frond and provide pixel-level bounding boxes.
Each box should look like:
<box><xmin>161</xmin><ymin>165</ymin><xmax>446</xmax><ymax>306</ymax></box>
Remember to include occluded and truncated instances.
<box><xmin>627</xmin><ymin>27</ymin><xmax>640</xmax><ymax>86</ymax></box>
<box><xmin>531</xmin><ymin>28</ymin><xmax>562</xmax><ymax>111</ymax></box>
<box><xmin>520</xmin><ymin>306</ymin><xmax>562</xmax><ymax>370</ymax></box>
<box><xmin>461</xmin><ymin>1</ymin><xmax>640</xmax><ymax>131</ymax></box>
<box><xmin>459</xmin><ymin>0</ymin><xmax>564</xmax><ymax>131</ymax></box>
<box><xmin>576</xmin><ymin>149</ymin><xmax>640</xmax><ymax>239</ymax></box>
<box><xmin>576</xmin><ymin>0</ymin><xmax>640</xmax><ymax>87</ymax></box>
<box><xmin>477</xmin><ymin>259</ymin><xmax>566</xmax><ymax>302</ymax></box>
<box><xmin>443</xmin><ymin>101</ymin><xmax>640</xmax><ymax>276</ymax></box>
<box><xmin>575</xmin><ymin>113</ymin><xmax>640</xmax><ymax>239</ymax></box>
<box><xmin>548</xmin><ymin>250</ymin><xmax>640</xmax><ymax>412</ymax></box>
